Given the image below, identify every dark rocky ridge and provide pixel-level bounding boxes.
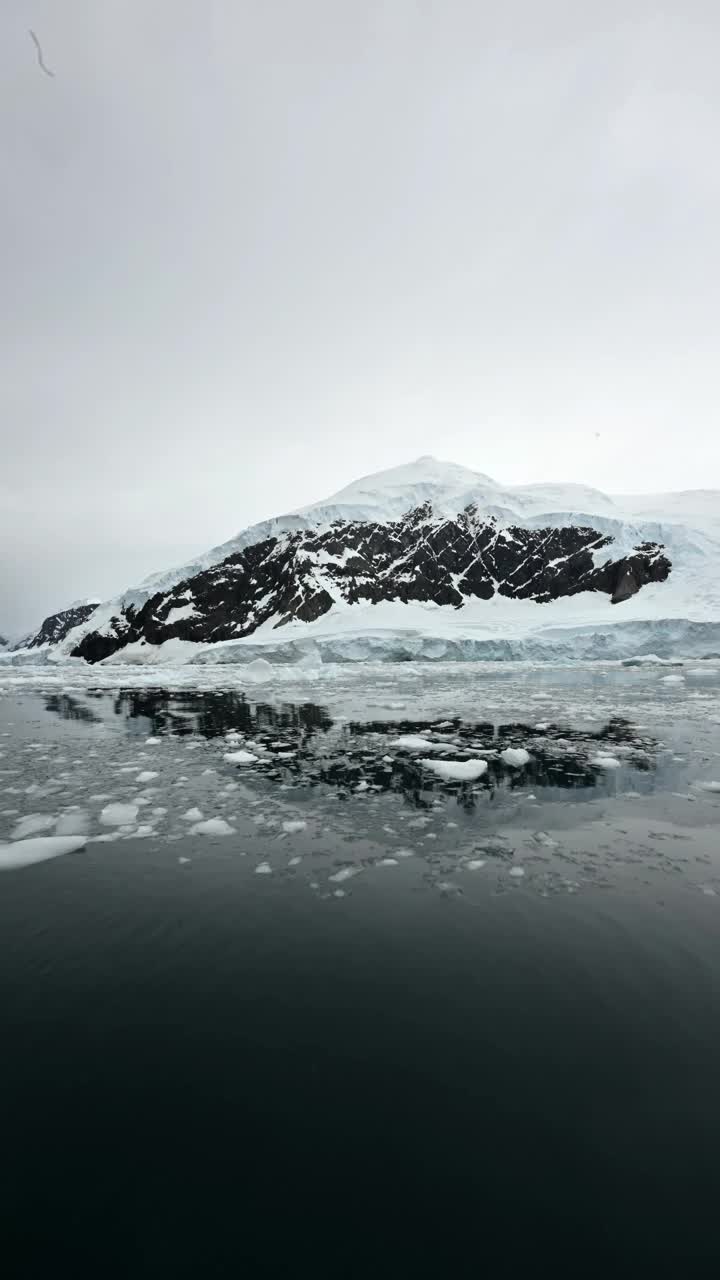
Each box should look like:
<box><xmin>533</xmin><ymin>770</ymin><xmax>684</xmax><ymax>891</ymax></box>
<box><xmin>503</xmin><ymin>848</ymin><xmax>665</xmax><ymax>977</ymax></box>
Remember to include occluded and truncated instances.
<box><xmin>19</xmin><ymin>603</ymin><xmax>98</xmax><ymax>650</ymax></box>
<box><xmin>71</xmin><ymin>505</ymin><xmax>671</xmax><ymax>664</ymax></box>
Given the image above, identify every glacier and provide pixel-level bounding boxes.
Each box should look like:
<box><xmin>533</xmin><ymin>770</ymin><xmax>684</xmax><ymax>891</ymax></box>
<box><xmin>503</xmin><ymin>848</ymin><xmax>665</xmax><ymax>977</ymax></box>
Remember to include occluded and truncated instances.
<box><xmin>5</xmin><ymin>456</ymin><xmax>720</xmax><ymax>668</ymax></box>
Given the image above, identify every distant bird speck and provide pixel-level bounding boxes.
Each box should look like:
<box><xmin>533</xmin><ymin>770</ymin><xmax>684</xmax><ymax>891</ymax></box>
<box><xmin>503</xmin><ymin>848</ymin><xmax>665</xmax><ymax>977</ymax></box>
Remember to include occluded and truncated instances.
<box><xmin>29</xmin><ymin>29</ymin><xmax>55</xmax><ymax>78</ymax></box>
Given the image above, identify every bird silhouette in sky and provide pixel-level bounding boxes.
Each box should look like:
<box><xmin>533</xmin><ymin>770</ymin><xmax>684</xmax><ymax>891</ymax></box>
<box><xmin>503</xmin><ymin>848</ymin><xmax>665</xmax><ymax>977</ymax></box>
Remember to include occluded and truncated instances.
<box><xmin>29</xmin><ymin>29</ymin><xmax>55</xmax><ymax>77</ymax></box>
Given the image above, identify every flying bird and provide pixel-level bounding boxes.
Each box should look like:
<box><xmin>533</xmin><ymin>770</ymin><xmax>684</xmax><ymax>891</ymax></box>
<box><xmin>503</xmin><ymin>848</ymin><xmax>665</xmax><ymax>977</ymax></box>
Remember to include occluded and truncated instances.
<box><xmin>29</xmin><ymin>29</ymin><xmax>55</xmax><ymax>77</ymax></box>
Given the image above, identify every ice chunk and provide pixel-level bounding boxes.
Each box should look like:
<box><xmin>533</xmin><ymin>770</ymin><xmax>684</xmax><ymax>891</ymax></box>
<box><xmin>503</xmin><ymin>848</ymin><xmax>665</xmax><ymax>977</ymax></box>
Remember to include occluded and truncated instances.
<box><xmin>500</xmin><ymin>748</ymin><xmax>531</xmax><ymax>768</ymax></box>
<box><xmin>178</xmin><ymin>856</ymin><xmax>191</xmax><ymax>864</ymax></box>
<box><xmin>223</xmin><ymin>750</ymin><xmax>258</xmax><ymax>765</ymax></box>
<box><xmin>182</xmin><ymin>807</ymin><xmax>204</xmax><ymax>822</ymax></box>
<box><xmin>391</xmin><ymin>735</ymin><xmax>448</xmax><ymax>752</ymax></box>
<box><xmin>421</xmin><ymin>758</ymin><xmax>488</xmax><ymax>781</ymax></box>
<box><xmin>591</xmin><ymin>754</ymin><xmax>621</xmax><ymax>769</ymax></box>
<box><xmin>509</xmin><ymin>866</ymin><xmax>526</xmax><ymax>878</ymax></box>
<box><xmin>466</xmin><ymin>859</ymin><xmax>486</xmax><ymax>871</ymax></box>
<box><xmin>145</xmin><ymin>737</ymin><xmax>161</xmax><ymax>745</ymax></box>
<box><xmin>329</xmin><ymin>866</ymin><xmax>362</xmax><ymax>883</ymax></box>
<box><xmin>282</xmin><ymin>820</ymin><xmax>307</xmax><ymax>834</ymax></box>
<box><xmin>376</xmin><ymin>857</ymin><xmax>399</xmax><ymax>867</ymax></box>
<box><xmin>695</xmin><ymin>781</ymin><xmax>720</xmax><ymax>793</ymax></box>
<box><xmin>100</xmin><ymin>802</ymin><xmax>139</xmax><ymax>826</ymax></box>
<box><xmin>10</xmin><ymin>813</ymin><xmax>55</xmax><ymax>840</ymax></box>
<box><xmin>255</xmin><ymin>861</ymin><xmax>273</xmax><ymax>874</ymax></box>
<box><xmin>0</xmin><ymin>835</ymin><xmax>86</xmax><ymax>870</ymax></box>
<box><xmin>136</xmin><ymin>771</ymin><xmax>159</xmax><ymax>784</ymax></box>
<box><xmin>190</xmin><ymin>817</ymin><xmax>235</xmax><ymax>836</ymax></box>
<box><xmin>288</xmin><ymin>856</ymin><xmax>302</xmax><ymax>867</ymax></box>
<box><xmin>55</xmin><ymin>810</ymin><xmax>89</xmax><ymax>837</ymax></box>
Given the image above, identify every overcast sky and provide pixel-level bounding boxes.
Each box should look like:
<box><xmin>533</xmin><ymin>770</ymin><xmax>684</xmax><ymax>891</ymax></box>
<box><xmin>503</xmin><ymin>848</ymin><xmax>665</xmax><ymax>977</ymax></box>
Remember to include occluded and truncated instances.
<box><xmin>2</xmin><ymin>1</ymin><xmax>719</xmax><ymax>634</ymax></box>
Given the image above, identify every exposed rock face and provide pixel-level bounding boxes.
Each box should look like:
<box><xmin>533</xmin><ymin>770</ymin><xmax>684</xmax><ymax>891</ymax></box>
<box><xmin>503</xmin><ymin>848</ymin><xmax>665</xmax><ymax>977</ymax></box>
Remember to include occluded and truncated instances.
<box><xmin>21</xmin><ymin>603</ymin><xmax>99</xmax><ymax>650</ymax></box>
<box><xmin>71</xmin><ymin>506</ymin><xmax>671</xmax><ymax>664</ymax></box>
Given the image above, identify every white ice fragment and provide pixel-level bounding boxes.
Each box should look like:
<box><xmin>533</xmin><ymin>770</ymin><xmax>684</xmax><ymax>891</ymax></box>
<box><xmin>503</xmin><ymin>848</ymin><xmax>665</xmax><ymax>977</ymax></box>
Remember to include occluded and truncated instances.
<box><xmin>591</xmin><ymin>754</ymin><xmax>621</xmax><ymax>769</ymax></box>
<box><xmin>223</xmin><ymin>750</ymin><xmax>258</xmax><ymax>765</ymax></box>
<box><xmin>191</xmin><ymin>817</ymin><xmax>235</xmax><ymax>836</ymax></box>
<box><xmin>376</xmin><ymin>857</ymin><xmax>399</xmax><ymax>867</ymax></box>
<box><xmin>178</xmin><ymin>856</ymin><xmax>191</xmax><ymax>864</ymax></box>
<box><xmin>10</xmin><ymin>813</ymin><xmax>55</xmax><ymax>840</ymax></box>
<box><xmin>152</xmin><ymin>807</ymin><xmax>168</xmax><ymax>816</ymax></box>
<box><xmin>500</xmin><ymin>748</ymin><xmax>531</xmax><ymax>768</ymax></box>
<box><xmin>466</xmin><ymin>859</ymin><xmax>486</xmax><ymax>871</ymax></box>
<box><xmin>421</xmin><ymin>758</ymin><xmax>488</xmax><ymax>781</ymax></box>
<box><xmin>136</xmin><ymin>771</ymin><xmax>159</xmax><ymax>784</ymax></box>
<box><xmin>329</xmin><ymin>866</ymin><xmax>362</xmax><ymax>883</ymax></box>
<box><xmin>0</xmin><ymin>835</ymin><xmax>86</xmax><ymax>870</ymax></box>
<box><xmin>288</xmin><ymin>856</ymin><xmax>302</xmax><ymax>866</ymax></box>
<box><xmin>661</xmin><ymin>674</ymin><xmax>685</xmax><ymax>685</ymax></box>
<box><xmin>55</xmin><ymin>810</ymin><xmax>89</xmax><ymax>837</ymax></box>
<box><xmin>391</xmin><ymin>735</ymin><xmax>447</xmax><ymax>752</ymax></box>
<box><xmin>282</xmin><ymin>820</ymin><xmax>307</xmax><ymax>834</ymax></box>
<box><xmin>509</xmin><ymin>866</ymin><xmax>526</xmax><ymax>878</ymax></box>
<box><xmin>695</xmin><ymin>781</ymin><xmax>720</xmax><ymax>792</ymax></box>
<box><xmin>145</xmin><ymin>737</ymin><xmax>161</xmax><ymax>745</ymax></box>
<box><xmin>182</xmin><ymin>807</ymin><xmax>204</xmax><ymax>822</ymax></box>
<box><xmin>100</xmin><ymin>802</ymin><xmax>140</xmax><ymax>826</ymax></box>
<box><xmin>355</xmin><ymin>780</ymin><xmax>369</xmax><ymax>792</ymax></box>
<box><xmin>255</xmin><ymin>861</ymin><xmax>273</xmax><ymax>874</ymax></box>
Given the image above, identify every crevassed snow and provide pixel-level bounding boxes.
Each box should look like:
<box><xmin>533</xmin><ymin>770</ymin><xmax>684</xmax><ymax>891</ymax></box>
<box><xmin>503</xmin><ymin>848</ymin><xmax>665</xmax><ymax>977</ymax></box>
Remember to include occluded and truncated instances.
<box><xmin>0</xmin><ymin>835</ymin><xmax>86</xmax><ymax>870</ymax></box>
<box><xmin>421</xmin><ymin>758</ymin><xmax>488</xmax><ymax>781</ymax></box>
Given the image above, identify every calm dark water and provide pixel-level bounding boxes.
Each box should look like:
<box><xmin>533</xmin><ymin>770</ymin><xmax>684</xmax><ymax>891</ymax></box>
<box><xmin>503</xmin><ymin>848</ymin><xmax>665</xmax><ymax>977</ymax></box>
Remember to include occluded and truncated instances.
<box><xmin>2</xmin><ymin>683</ymin><xmax>720</xmax><ymax>1270</ymax></box>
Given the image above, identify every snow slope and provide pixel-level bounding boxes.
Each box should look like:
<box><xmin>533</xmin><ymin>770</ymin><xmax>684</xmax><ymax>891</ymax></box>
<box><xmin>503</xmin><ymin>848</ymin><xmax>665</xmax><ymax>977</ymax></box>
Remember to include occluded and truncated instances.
<box><xmin>7</xmin><ymin>456</ymin><xmax>720</xmax><ymax>666</ymax></box>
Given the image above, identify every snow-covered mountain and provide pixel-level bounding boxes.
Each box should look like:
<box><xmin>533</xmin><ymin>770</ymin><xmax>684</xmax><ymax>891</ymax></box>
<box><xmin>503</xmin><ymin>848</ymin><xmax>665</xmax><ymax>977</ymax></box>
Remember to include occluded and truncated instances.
<box><xmin>8</xmin><ymin>457</ymin><xmax>720</xmax><ymax>666</ymax></box>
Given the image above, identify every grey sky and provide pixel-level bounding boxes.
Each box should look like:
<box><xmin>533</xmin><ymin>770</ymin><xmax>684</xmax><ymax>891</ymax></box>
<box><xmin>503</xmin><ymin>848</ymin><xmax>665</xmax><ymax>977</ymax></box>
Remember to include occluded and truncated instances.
<box><xmin>2</xmin><ymin>1</ymin><xmax>719</xmax><ymax>635</ymax></box>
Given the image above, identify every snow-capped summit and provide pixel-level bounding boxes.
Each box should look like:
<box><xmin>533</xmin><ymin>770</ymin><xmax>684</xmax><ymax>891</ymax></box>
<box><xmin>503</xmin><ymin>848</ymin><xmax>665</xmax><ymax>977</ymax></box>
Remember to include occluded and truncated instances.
<box><xmin>7</xmin><ymin>455</ymin><xmax>720</xmax><ymax>668</ymax></box>
<box><xmin>300</xmin><ymin>455</ymin><xmax>619</xmax><ymax>526</ymax></box>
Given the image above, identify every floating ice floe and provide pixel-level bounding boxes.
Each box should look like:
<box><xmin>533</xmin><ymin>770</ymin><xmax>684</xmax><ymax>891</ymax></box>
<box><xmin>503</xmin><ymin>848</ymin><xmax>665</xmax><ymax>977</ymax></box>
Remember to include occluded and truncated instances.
<box><xmin>10</xmin><ymin>813</ymin><xmax>55</xmax><ymax>840</ymax></box>
<box><xmin>223</xmin><ymin>750</ymin><xmax>258</xmax><ymax>765</ymax></box>
<box><xmin>255</xmin><ymin>861</ymin><xmax>272</xmax><ymax>874</ymax></box>
<box><xmin>136</xmin><ymin>771</ymin><xmax>159</xmax><ymax>783</ymax></box>
<box><xmin>190</xmin><ymin>817</ymin><xmax>235</xmax><ymax>836</ymax></box>
<box><xmin>500</xmin><ymin>747</ymin><xmax>531</xmax><ymax>768</ymax></box>
<box><xmin>420</xmin><ymin>758</ymin><xmax>488</xmax><ymax>781</ymax></box>
<box><xmin>591</xmin><ymin>754</ymin><xmax>621</xmax><ymax>769</ymax></box>
<box><xmin>0</xmin><ymin>835</ymin><xmax>86</xmax><ymax>870</ymax></box>
<box><xmin>509</xmin><ymin>866</ymin><xmax>526</xmax><ymax>878</ymax></box>
<box><xmin>182</xmin><ymin>807</ymin><xmax>204</xmax><ymax>822</ymax></box>
<box><xmin>281</xmin><ymin>819</ymin><xmax>307</xmax><ymax>834</ymax></box>
<box><xmin>329</xmin><ymin>866</ymin><xmax>362</xmax><ymax>883</ymax></box>
<box><xmin>100</xmin><ymin>802</ymin><xmax>139</xmax><ymax>826</ymax></box>
<box><xmin>466</xmin><ymin>859</ymin><xmax>486</xmax><ymax>870</ymax></box>
<box><xmin>55</xmin><ymin>810</ymin><xmax>89</xmax><ymax>837</ymax></box>
<box><xmin>391</xmin><ymin>735</ymin><xmax>448</xmax><ymax>752</ymax></box>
